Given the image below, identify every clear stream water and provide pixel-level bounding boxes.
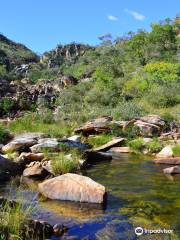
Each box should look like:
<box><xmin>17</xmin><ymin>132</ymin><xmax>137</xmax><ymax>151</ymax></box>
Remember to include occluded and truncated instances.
<box><xmin>2</xmin><ymin>153</ymin><xmax>180</xmax><ymax>240</ymax></box>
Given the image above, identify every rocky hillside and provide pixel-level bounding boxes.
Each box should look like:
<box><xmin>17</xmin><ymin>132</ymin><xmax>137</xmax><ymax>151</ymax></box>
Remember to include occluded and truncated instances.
<box><xmin>0</xmin><ymin>34</ymin><xmax>39</xmax><ymax>72</ymax></box>
<box><xmin>0</xmin><ymin>16</ymin><xmax>179</xmax><ymax>121</ymax></box>
<box><xmin>41</xmin><ymin>43</ymin><xmax>93</xmax><ymax>68</ymax></box>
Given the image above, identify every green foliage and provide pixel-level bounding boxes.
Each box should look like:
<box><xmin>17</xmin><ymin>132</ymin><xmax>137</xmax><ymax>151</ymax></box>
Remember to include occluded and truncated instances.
<box><xmin>9</xmin><ymin>112</ymin><xmax>73</xmax><ymax>138</ymax></box>
<box><xmin>0</xmin><ymin>97</ymin><xmax>15</xmax><ymax>115</ymax></box>
<box><xmin>0</xmin><ymin>65</ymin><xmax>7</xmax><ymax>78</ymax></box>
<box><xmin>123</xmin><ymin>62</ymin><xmax>180</xmax><ymax>108</ymax></box>
<box><xmin>51</xmin><ymin>151</ymin><xmax>80</xmax><ymax>175</ymax></box>
<box><xmin>172</xmin><ymin>144</ymin><xmax>180</xmax><ymax>157</ymax></box>
<box><xmin>144</xmin><ymin>62</ymin><xmax>180</xmax><ymax>83</ymax></box>
<box><xmin>127</xmin><ymin>30</ymin><xmax>149</xmax><ymax>65</ymax></box>
<box><xmin>128</xmin><ymin>138</ymin><xmax>145</xmax><ymax>153</ymax></box>
<box><xmin>0</xmin><ymin>124</ymin><xmax>10</xmax><ymax>144</ymax></box>
<box><xmin>114</xmin><ymin>101</ymin><xmax>146</xmax><ymax>120</ymax></box>
<box><xmin>0</xmin><ymin>198</ymin><xmax>32</xmax><ymax>239</ymax></box>
<box><xmin>146</xmin><ymin>138</ymin><xmax>163</xmax><ymax>153</ymax></box>
<box><xmin>86</xmin><ymin>134</ymin><xmax>113</xmax><ymax>148</ymax></box>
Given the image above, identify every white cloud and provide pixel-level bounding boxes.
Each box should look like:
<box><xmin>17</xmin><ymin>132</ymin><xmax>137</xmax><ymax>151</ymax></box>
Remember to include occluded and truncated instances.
<box><xmin>124</xmin><ymin>9</ymin><xmax>145</xmax><ymax>21</ymax></box>
<box><xmin>107</xmin><ymin>15</ymin><xmax>118</xmax><ymax>21</ymax></box>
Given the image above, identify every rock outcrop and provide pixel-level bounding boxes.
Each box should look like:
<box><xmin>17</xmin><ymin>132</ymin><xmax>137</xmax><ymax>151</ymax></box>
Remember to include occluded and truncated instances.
<box><xmin>75</xmin><ymin>116</ymin><xmax>112</xmax><ymax>135</ymax></box>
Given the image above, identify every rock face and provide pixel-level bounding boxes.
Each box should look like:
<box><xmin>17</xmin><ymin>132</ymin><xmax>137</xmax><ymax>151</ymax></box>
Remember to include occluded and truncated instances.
<box><xmin>94</xmin><ymin>138</ymin><xmax>125</xmax><ymax>152</ymax></box>
<box><xmin>163</xmin><ymin>166</ymin><xmax>180</xmax><ymax>174</ymax></box>
<box><xmin>38</xmin><ymin>173</ymin><xmax>106</xmax><ymax>203</ymax></box>
<box><xmin>156</xmin><ymin>146</ymin><xmax>173</xmax><ymax>158</ymax></box>
<box><xmin>40</xmin><ymin>43</ymin><xmax>92</xmax><ymax>67</ymax></box>
<box><xmin>75</xmin><ymin>116</ymin><xmax>112</xmax><ymax>135</ymax></box>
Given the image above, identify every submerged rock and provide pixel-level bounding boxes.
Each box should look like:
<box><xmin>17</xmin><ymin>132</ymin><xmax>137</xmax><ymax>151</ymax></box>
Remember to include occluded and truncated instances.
<box><xmin>154</xmin><ymin>157</ymin><xmax>180</xmax><ymax>165</ymax></box>
<box><xmin>38</xmin><ymin>173</ymin><xmax>106</xmax><ymax>203</ymax></box>
<box><xmin>85</xmin><ymin>150</ymin><xmax>112</xmax><ymax>164</ymax></box>
<box><xmin>163</xmin><ymin>166</ymin><xmax>180</xmax><ymax>174</ymax></box>
<box><xmin>20</xmin><ymin>220</ymin><xmax>53</xmax><ymax>239</ymax></box>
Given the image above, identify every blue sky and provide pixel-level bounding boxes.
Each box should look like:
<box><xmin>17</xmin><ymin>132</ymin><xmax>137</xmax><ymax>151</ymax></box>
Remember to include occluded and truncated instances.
<box><xmin>0</xmin><ymin>0</ymin><xmax>179</xmax><ymax>53</ymax></box>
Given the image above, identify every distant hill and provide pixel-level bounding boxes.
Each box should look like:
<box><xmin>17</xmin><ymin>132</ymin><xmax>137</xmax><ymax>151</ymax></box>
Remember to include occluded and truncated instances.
<box><xmin>0</xmin><ymin>34</ymin><xmax>39</xmax><ymax>71</ymax></box>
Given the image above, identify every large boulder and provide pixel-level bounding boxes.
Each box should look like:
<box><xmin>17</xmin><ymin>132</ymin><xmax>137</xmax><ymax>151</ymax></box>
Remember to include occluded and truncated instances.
<box><xmin>2</xmin><ymin>133</ymin><xmax>46</xmax><ymax>153</ymax></box>
<box><xmin>0</xmin><ymin>154</ymin><xmax>19</xmax><ymax>181</ymax></box>
<box><xmin>94</xmin><ymin>138</ymin><xmax>125</xmax><ymax>152</ymax></box>
<box><xmin>140</xmin><ymin>115</ymin><xmax>166</xmax><ymax>128</ymax></box>
<box><xmin>156</xmin><ymin>146</ymin><xmax>173</xmax><ymax>158</ymax></box>
<box><xmin>38</xmin><ymin>173</ymin><xmax>106</xmax><ymax>203</ymax></box>
<box><xmin>134</xmin><ymin>120</ymin><xmax>161</xmax><ymax>137</ymax></box>
<box><xmin>30</xmin><ymin>138</ymin><xmax>59</xmax><ymax>153</ymax></box>
<box><xmin>134</xmin><ymin>115</ymin><xmax>166</xmax><ymax>137</ymax></box>
<box><xmin>75</xmin><ymin>116</ymin><xmax>112</xmax><ymax>135</ymax></box>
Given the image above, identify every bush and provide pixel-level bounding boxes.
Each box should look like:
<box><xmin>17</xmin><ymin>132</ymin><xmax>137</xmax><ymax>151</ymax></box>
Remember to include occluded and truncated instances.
<box><xmin>0</xmin><ymin>198</ymin><xmax>32</xmax><ymax>239</ymax></box>
<box><xmin>9</xmin><ymin>113</ymin><xmax>73</xmax><ymax>138</ymax></box>
<box><xmin>145</xmin><ymin>84</ymin><xmax>180</xmax><ymax>107</ymax></box>
<box><xmin>0</xmin><ymin>98</ymin><xmax>15</xmax><ymax>115</ymax></box>
<box><xmin>115</xmin><ymin>101</ymin><xmax>146</xmax><ymax>120</ymax></box>
<box><xmin>86</xmin><ymin>134</ymin><xmax>113</xmax><ymax>148</ymax></box>
<box><xmin>51</xmin><ymin>151</ymin><xmax>80</xmax><ymax>175</ymax></box>
<box><xmin>0</xmin><ymin>124</ymin><xmax>10</xmax><ymax>144</ymax></box>
<box><xmin>172</xmin><ymin>144</ymin><xmax>180</xmax><ymax>157</ymax></box>
<box><xmin>146</xmin><ymin>138</ymin><xmax>163</xmax><ymax>153</ymax></box>
<box><xmin>128</xmin><ymin>138</ymin><xmax>145</xmax><ymax>153</ymax></box>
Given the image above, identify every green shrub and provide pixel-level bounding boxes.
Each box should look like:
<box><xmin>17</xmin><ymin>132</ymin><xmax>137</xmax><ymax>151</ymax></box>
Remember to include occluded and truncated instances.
<box><xmin>172</xmin><ymin>144</ymin><xmax>180</xmax><ymax>157</ymax></box>
<box><xmin>9</xmin><ymin>113</ymin><xmax>73</xmax><ymax>138</ymax></box>
<box><xmin>0</xmin><ymin>198</ymin><xmax>32</xmax><ymax>239</ymax></box>
<box><xmin>51</xmin><ymin>151</ymin><xmax>80</xmax><ymax>175</ymax></box>
<box><xmin>146</xmin><ymin>84</ymin><xmax>180</xmax><ymax>107</ymax></box>
<box><xmin>128</xmin><ymin>138</ymin><xmax>145</xmax><ymax>153</ymax></box>
<box><xmin>0</xmin><ymin>98</ymin><xmax>15</xmax><ymax>115</ymax></box>
<box><xmin>115</xmin><ymin>101</ymin><xmax>146</xmax><ymax>120</ymax></box>
<box><xmin>146</xmin><ymin>138</ymin><xmax>163</xmax><ymax>153</ymax></box>
<box><xmin>86</xmin><ymin>134</ymin><xmax>113</xmax><ymax>148</ymax></box>
<box><xmin>0</xmin><ymin>124</ymin><xmax>10</xmax><ymax>144</ymax></box>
